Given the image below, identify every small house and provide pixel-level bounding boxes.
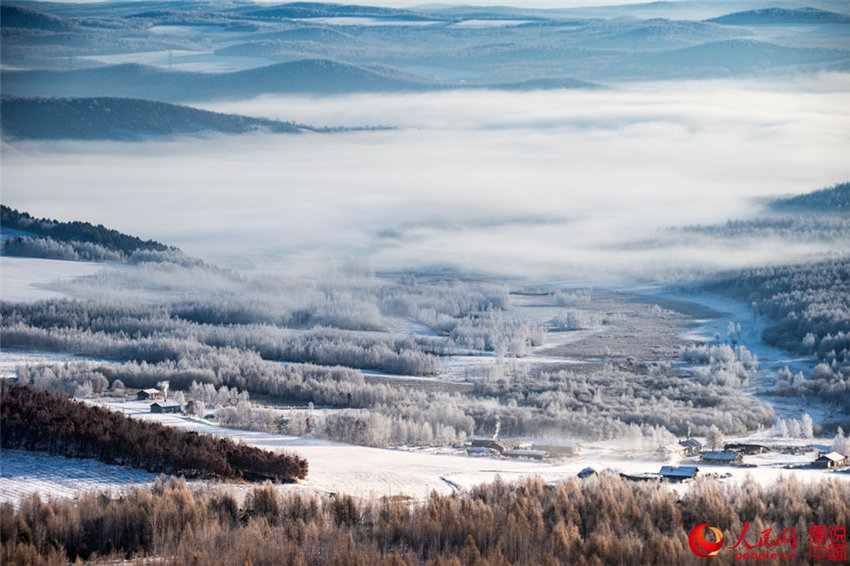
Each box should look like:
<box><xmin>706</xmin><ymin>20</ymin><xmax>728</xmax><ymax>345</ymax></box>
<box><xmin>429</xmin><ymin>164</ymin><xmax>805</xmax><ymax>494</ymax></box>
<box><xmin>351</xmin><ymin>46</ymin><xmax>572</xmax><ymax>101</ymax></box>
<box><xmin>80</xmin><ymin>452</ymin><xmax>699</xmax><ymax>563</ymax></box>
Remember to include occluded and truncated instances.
<box><xmin>679</xmin><ymin>438</ymin><xmax>703</xmax><ymax>456</ymax></box>
<box><xmin>620</xmin><ymin>472</ymin><xmax>661</xmax><ymax>482</ymax></box>
<box><xmin>467</xmin><ymin>446</ymin><xmax>498</xmax><ymax>456</ymax></box>
<box><xmin>470</xmin><ymin>439</ymin><xmax>506</xmax><ymax>454</ymax></box>
<box><xmin>725</xmin><ymin>443</ymin><xmax>768</xmax><ymax>455</ymax></box>
<box><xmin>813</xmin><ymin>452</ymin><xmax>848</xmax><ymax>469</ymax></box>
<box><xmin>137</xmin><ymin>388</ymin><xmax>160</xmax><ymax>400</ymax></box>
<box><xmin>531</xmin><ymin>441</ymin><xmax>581</xmax><ymax>456</ymax></box>
<box><xmin>659</xmin><ymin>465</ymin><xmax>699</xmax><ymax>482</ymax></box>
<box><xmin>701</xmin><ymin>451</ymin><xmax>743</xmax><ymax>465</ymax></box>
<box><xmin>150</xmin><ymin>402</ymin><xmax>182</xmax><ymax>414</ymax></box>
<box><xmin>502</xmin><ymin>449</ymin><xmax>548</xmax><ymax>460</ymax></box>
<box><xmin>577</xmin><ymin>467</ymin><xmax>597</xmax><ymax>479</ymax></box>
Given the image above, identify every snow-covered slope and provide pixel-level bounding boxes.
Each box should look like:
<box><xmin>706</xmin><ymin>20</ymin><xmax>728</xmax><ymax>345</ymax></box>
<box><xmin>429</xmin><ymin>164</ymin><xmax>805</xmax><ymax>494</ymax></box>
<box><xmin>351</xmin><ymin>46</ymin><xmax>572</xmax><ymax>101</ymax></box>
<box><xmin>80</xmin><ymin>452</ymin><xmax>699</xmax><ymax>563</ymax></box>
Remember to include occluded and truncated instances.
<box><xmin>0</xmin><ymin>256</ymin><xmax>109</xmax><ymax>302</ymax></box>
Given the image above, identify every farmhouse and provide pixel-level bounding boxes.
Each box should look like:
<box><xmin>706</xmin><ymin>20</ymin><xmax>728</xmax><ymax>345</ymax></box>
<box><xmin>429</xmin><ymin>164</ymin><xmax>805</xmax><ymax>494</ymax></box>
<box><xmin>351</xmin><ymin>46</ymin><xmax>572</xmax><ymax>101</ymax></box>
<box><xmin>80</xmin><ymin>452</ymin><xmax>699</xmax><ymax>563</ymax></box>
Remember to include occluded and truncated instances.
<box><xmin>467</xmin><ymin>446</ymin><xmax>498</xmax><ymax>456</ymax></box>
<box><xmin>531</xmin><ymin>440</ymin><xmax>581</xmax><ymax>456</ymax></box>
<box><xmin>620</xmin><ymin>472</ymin><xmax>661</xmax><ymax>482</ymax></box>
<box><xmin>659</xmin><ymin>465</ymin><xmax>699</xmax><ymax>482</ymax></box>
<box><xmin>701</xmin><ymin>451</ymin><xmax>743</xmax><ymax>465</ymax></box>
<box><xmin>725</xmin><ymin>443</ymin><xmax>769</xmax><ymax>455</ymax></box>
<box><xmin>150</xmin><ymin>401</ymin><xmax>182</xmax><ymax>414</ymax></box>
<box><xmin>470</xmin><ymin>439</ymin><xmax>506</xmax><ymax>454</ymax></box>
<box><xmin>679</xmin><ymin>438</ymin><xmax>703</xmax><ymax>456</ymax></box>
<box><xmin>137</xmin><ymin>388</ymin><xmax>160</xmax><ymax>400</ymax></box>
<box><xmin>577</xmin><ymin>467</ymin><xmax>597</xmax><ymax>479</ymax></box>
<box><xmin>813</xmin><ymin>452</ymin><xmax>848</xmax><ymax>469</ymax></box>
<box><xmin>502</xmin><ymin>449</ymin><xmax>548</xmax><ymax>460</ymax></box>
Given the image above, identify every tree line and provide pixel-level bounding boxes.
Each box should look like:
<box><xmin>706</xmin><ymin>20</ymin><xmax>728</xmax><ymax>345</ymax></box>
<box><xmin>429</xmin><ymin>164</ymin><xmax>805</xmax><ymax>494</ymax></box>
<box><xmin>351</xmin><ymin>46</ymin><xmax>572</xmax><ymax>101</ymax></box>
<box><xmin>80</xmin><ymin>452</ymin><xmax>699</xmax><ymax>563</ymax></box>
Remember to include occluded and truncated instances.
<box><xmin>0</xmin><ymin>382</ymin><xmax>307</xmax><ymax>482</ymax></box>
<box><xmin>1</xmin><ymin>299</ymin><xmax>445</xmax><ymax>376</ymax></box>
<box><xmin>2</xmin><ymin>235</ymin><xmax>126</xmax><ymax>262</ymax></box>
<box><xmin>1</xmin><ymin>205</ymin><xmax>169</xmax><ymax>256</ymax></box>
<box><xmin>2</xmin><ymin>472</ymin><xmax>848</xmax><ymax>565</ymax></box>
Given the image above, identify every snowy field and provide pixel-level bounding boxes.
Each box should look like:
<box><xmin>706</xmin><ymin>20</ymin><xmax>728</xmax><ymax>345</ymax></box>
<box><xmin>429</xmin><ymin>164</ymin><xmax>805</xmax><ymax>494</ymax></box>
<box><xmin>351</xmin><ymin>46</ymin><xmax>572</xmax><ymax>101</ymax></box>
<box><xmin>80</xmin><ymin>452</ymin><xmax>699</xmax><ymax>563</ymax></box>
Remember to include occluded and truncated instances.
<box><xmin>0</xmin><ymin>449</ymin><xmax>160</xmax><ymax>507</ymax></box>
<box><xmin>3</xmin><ymin>411</ymin><xmax>847</xmax><ymax>508</ymax></box>
<box><xmin>88</xmin><ymin>399</ymin><xmax>549</xmax><ymax>499</ymax></box>
<box><xmin>0</xmin><ymin>350</ymin><xmax>103</xmax><ymax>378</ymax></box>
<box><xmin>1</xmin><ymin>398</ymin><xmax>831</xmax><ymax>507</ymax></box>
<box><xmin>0</xmin><ymin>256</ymin><xmax>111</xmax><ymax>302</ymax></box>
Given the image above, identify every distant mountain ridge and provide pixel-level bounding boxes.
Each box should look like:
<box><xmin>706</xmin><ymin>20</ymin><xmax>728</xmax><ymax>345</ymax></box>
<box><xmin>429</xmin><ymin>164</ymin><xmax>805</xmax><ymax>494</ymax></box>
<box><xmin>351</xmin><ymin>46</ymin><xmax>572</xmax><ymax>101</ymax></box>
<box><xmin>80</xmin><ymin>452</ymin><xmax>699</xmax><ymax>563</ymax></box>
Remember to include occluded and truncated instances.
<box><xmin>0</xmin><ymin>4</ymin><xmax>78</xmax><ymax>31</ymax></box>
<box><xmin>707</xmin><ymin>7</ymin><xmax>850</xmax><ymax>25</ymax></box>
<box><xmin>623</xmin><ymin>39</ymin><xmax>850</xmax><ymax>78</ymax></box>
<box><xmin>1</xmin><ymin>58</ymin><xmax>604</xmax><ymax>102</ymax></box>
<box><xmin>240</xmin><ymin>2</ymin><xmax>444</xmax><ymax>21</ymax></box>
<box><xmin>490</xmin><ymin>77</ymin><xmax>604</xmax><ymax>91</ymax></box>
<box><xmin>0</xmin><ymin>96</ymin><xmax>306</xmax><ymax>140</ymax></box>
<box><xmin>1</xmin><ymin>59</ymin><xmax>439</xmax><ymax>102</ymax></box>
<box><xmin>4</xmin><ymin>1</ymin><xmax>848</xmax><ymax>86</ymax></box>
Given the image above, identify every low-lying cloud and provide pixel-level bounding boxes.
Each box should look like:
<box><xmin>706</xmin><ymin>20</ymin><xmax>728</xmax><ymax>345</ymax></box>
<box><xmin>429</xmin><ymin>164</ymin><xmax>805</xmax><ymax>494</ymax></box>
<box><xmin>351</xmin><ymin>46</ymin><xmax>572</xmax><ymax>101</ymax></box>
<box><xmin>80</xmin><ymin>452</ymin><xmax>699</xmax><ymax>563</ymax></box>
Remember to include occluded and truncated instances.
<box><xmin>2</xmin><ymin>78</ymin><xmax>848</xmax><ymax>283</ymax></box>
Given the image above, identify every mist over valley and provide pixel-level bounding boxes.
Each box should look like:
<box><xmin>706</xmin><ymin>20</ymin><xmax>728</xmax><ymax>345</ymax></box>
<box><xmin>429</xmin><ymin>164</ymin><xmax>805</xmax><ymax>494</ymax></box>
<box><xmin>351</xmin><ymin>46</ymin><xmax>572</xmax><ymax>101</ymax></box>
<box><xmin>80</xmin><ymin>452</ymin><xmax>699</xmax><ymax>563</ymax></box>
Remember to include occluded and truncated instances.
<box><xmin>1</xmin><ymin>2</ymin><xmax>849</xmax><ymax>564</ymax></box>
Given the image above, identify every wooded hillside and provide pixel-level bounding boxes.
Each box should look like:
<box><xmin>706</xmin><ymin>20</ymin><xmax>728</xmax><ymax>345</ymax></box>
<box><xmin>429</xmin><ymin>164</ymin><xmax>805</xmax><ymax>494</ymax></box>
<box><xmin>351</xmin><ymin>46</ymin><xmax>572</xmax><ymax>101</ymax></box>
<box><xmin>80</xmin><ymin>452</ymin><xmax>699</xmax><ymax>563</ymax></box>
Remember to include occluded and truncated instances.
<box><xmin>0</xmin><ymin>382</ymin><xmax>308</xmax><ymax>482</ymax></box>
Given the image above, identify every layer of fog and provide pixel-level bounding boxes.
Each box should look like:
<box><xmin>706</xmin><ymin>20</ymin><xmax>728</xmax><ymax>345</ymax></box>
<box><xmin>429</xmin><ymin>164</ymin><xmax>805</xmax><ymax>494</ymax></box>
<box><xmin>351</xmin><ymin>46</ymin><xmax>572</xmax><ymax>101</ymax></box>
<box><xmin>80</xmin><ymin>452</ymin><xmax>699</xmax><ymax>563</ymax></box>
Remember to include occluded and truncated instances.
<box><xmin>2</xmin><ymin>78</ymin><xmax>848</xmax><ymax>283</ymax></box>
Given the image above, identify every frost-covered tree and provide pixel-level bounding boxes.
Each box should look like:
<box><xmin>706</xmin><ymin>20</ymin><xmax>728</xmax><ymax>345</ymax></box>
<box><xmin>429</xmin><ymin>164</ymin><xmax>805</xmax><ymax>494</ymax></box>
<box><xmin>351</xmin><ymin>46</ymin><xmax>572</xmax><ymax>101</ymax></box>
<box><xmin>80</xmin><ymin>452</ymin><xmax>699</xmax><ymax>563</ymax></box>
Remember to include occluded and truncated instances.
<box><xmin>706</xmin><ymin>425</ymin><xmax>725</xmax><ymax>450</ymax></box>
<box><xmin>800</xmin><ymin>413</ymin><xmax>814</xmax><ymax>438</ymax></box>
<box><xmin>832</xmin><ymin>428</ymin><xmax>850</xmax><ymax>455</ymax></box>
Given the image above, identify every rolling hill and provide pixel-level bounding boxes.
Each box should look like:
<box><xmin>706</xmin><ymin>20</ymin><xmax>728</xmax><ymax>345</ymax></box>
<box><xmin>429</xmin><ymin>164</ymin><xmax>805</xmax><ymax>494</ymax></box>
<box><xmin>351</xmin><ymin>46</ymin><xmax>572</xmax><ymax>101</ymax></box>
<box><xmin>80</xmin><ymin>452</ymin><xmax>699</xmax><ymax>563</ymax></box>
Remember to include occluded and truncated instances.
<box><xmin>3</xmin><ymin>1</ymin><xmax>849</xmax><ymax>86</ymax></box>
<box><xmin>1</xmin><ymin>59</ymin><xmax>439</xmax><ymax>102</ymax></box>
<box><xmin>708</xmin><ymin>7</ymin><xmax>850</xmax><ymax>26</ymax></box>
<box><xmin>614</xmin><ymin>39</ymin><xmax>850</xmax><ymax>78</ymax></box>
<box><xmin>771</xmin><ymin>182</ymin><xmax>850</xmax><ymax>212</ymax></box>
<box><xmin>0</xmin><ymin>96</ymin><xmax>305</xmax><ymax>140</ymax></box>
<box><xmin>0</xmin><ymin>4</ymin><xmax>78</xmax><ymax>31</ymax></box>
<box><xmin>237</xmin><ymin>2</ymin><xmax>443</xmax><ymax>21</ymax></box>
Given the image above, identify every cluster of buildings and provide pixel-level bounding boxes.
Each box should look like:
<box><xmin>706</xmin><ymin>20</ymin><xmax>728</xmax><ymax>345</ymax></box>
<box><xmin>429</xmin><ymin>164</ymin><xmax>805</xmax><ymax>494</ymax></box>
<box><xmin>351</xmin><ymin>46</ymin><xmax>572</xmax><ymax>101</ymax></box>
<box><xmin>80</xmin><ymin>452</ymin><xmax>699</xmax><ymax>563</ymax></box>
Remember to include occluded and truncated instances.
<box><xmin>467</xmin><ymin>438</ymin><xmax>582</xmax><ymax>460</ymax></box>
<box><xmin>137</xmin><ymin>388</ymin><xmax>182</xmax><ymax>414</ymax></box>
<box><xmin>466</xmin><ymin>434</ymin><xmax>849</xmax><ymax>482</ymax></box>
<box><xmin>615</xmin><ymin>439</ymin><xmax>849</xmax><ymax>484</ymax></box>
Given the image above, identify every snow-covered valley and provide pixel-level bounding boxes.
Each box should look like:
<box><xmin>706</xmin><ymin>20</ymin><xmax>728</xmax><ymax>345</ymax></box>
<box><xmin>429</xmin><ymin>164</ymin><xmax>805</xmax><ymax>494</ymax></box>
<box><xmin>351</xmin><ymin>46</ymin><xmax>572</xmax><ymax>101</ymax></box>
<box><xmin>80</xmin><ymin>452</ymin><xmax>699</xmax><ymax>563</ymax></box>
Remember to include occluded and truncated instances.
<box><xmin>3</xmin><ymin>280</ymin><xmax>848</xmax><ymax>507</ymax></box>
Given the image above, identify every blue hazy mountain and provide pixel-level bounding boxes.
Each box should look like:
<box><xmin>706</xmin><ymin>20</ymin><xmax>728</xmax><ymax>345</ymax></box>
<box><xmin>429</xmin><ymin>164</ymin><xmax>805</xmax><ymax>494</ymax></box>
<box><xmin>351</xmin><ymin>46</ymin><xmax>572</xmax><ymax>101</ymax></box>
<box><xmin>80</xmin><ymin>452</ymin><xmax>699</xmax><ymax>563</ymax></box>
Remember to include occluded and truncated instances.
<box><xmin>237</xmin><ymin>3</ymin><xmax>444</xmax><ymax>21</ymax></box>
<box><xmin>707</xmin><ymin>7</ymin><xmax>850</xmax><ymax>25</ymax></box>
<box><xmin>609</xmin><ymin>39</ymin><xmax>850</xmax><ymax>79</ymax></box>
<box><xmin>0</xmin><ymin>4</ymin><xmax>78</xmax><ymax>31</ymax></box>
<box><xmin>3</xmin><ymin>0</ymin><xmax>848</xmax><ymax>87</ymax></box>
<box><xmin>1</xmin><ymin>60</ymin><xmax>439</xmax><ymax>102</ymax></box>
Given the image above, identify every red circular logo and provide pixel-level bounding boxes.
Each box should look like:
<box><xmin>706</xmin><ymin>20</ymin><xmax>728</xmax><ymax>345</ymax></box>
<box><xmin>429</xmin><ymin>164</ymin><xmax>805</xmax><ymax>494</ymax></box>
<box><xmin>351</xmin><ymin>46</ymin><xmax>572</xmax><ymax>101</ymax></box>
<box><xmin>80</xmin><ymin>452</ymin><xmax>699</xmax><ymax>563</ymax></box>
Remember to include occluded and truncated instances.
<box><xmin>689</xmin><ymin>523</ymin><xmax>725</xmax><ymax>558</ymax></box>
